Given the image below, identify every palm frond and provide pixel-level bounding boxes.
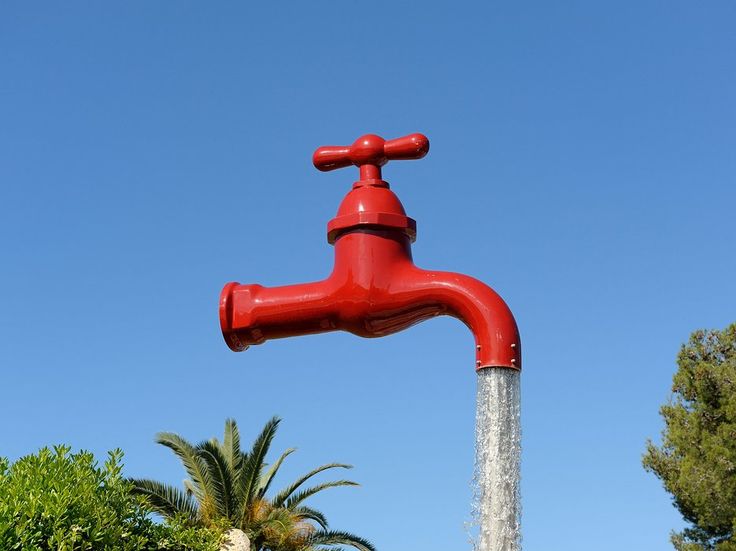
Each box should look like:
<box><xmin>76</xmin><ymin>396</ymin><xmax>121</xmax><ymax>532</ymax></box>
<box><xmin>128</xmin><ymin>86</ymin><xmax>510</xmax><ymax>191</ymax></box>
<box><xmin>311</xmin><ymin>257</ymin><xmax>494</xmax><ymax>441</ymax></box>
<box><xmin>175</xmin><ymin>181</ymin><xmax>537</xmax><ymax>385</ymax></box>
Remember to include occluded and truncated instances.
<box><xmin>306</xmin><ymin>529</ymin><xmax>375</xmax><ymax>551</ymax></box>
<box><xmin>222</xmin><ymin>418</ymin><xmax>242</xmax><ymax>472</ymax></box>
<box><xmin>239</xmin><ymin>416</ymin><xmax>281</xmax><ymax>520</ymax></box>
<box><xmin>291</xmin><ymin>505</ymin><xmax>329</xmax><ymax>529</ymax></box>
<box><xmin>285</xmin><ymin>480</ymin><xmax>359</xmax><ymax>510</ymax></box>
<box><xmin>272</xmin><ymin>464</ymin><xmax>353</xmax><ymax>507</ymax></box>
<box><xmin>257</xmin><ymin>447</ymin><xmax>296</xmax><ymax>499</ymax></box>
<box><xmin>129</xmin><ymin>478</ymin><xmax>199</xmax><ymax>523</ymax></box>
<box><xmin>197</xmin><ymin>439</ymin><xmax>235</xmax><ymax>520</ymax></box>
<box><xmin>156</xmin><ymin>432</ymin><xmax>213</xmax><ymax>504</ymax></box>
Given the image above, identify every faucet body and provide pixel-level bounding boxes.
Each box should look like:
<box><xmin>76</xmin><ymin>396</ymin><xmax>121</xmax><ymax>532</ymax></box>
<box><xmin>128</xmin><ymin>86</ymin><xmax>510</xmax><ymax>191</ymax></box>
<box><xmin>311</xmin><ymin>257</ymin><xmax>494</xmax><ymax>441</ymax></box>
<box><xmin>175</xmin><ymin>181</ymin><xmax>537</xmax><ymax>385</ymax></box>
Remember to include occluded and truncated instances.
<box><xmin>219</xmin><ymin>134</ymin><xmax>521</xmax><ymax>370</ymax></box>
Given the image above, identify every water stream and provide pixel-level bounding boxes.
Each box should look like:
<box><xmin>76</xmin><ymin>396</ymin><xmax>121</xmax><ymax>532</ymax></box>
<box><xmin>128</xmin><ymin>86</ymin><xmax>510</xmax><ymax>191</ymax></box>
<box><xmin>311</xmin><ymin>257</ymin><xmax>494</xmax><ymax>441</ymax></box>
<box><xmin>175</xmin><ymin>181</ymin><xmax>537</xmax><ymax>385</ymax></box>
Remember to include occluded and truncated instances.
<box><xmin>471</xmin><ymin>368</ymin><xmax>521</xmax><ymax>551</ymax></box>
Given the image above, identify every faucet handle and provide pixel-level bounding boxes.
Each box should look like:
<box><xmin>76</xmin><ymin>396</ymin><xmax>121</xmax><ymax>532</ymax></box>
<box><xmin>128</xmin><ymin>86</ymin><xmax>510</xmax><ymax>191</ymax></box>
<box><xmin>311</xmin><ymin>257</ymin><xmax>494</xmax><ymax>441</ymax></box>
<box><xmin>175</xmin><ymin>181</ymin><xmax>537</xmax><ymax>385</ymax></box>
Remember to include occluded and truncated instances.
<box><xmin>313</xmin><ymin>133</ymin><xmax>429</xmax><ymax>181</ymax></box>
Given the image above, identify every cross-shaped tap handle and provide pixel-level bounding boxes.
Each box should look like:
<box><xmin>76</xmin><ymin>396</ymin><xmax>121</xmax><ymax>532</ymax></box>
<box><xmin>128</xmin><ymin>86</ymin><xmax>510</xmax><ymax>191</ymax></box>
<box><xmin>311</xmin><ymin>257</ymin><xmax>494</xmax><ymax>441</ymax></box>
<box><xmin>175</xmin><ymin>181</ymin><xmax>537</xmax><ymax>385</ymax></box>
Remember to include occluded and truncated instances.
<box><xmin>313</xmin><ymin>133</ymin><xmax>430</xmax><ymax>181</ymax></box>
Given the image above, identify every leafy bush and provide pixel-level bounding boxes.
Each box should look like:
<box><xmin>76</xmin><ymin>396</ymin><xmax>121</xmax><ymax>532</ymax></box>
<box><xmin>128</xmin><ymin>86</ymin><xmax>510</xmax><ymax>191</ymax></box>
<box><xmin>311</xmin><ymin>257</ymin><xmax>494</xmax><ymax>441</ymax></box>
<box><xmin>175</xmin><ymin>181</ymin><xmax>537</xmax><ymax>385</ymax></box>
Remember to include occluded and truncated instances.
<box><xmin>0</xmin><ymin>445</ymin><xmax>222</xmax><ymax>550</ymax></box>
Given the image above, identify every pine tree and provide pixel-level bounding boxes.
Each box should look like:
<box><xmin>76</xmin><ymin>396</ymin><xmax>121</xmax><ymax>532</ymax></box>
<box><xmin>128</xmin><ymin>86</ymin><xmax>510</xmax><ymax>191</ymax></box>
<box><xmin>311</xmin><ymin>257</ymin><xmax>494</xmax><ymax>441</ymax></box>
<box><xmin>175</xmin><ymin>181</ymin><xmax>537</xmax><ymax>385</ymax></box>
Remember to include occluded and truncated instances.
<box><xmin>644</xmin><ymin>323</ymin><xmax>736</xmax><ymax>550</ymax></box>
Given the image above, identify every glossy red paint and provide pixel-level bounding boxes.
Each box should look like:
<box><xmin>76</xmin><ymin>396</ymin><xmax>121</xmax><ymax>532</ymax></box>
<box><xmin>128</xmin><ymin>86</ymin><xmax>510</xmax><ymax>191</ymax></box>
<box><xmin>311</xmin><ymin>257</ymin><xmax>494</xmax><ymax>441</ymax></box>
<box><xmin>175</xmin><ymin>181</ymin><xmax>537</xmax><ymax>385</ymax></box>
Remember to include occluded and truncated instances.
<box><xmin>220</xmin><ymin>133</ymin><xmax>521</xmax><ymax>370</ymax></box>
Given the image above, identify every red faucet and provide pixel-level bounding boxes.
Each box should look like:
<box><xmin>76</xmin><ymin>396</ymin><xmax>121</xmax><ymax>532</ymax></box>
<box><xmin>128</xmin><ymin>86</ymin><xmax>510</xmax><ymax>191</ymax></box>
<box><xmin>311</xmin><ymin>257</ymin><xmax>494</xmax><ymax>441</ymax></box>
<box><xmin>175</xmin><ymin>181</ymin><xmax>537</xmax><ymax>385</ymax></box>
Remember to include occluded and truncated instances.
<box><xmin>219</xmin><ymin>133</ymin><xmax>521</xmax><ymax>370</ymax></box>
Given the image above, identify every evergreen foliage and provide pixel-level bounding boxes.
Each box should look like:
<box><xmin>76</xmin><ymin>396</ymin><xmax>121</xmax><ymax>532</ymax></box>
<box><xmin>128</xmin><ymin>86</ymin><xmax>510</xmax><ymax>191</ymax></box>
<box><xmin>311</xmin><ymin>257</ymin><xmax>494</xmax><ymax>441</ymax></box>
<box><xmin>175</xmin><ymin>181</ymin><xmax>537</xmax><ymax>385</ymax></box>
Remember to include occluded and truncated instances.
<box><xmin>131</xmin><ymin>417</ymin><xmax>374</xmax><ymax>551</ymax></box>
<box><xmin>0</xmin><ymin>445</ymin><xmax>222</xmax><ymax>550</ymax></box>
<box><xmin>644</xmin><ymin>323</ymin><xmax>736</xmax><ymax>550</ymax></box>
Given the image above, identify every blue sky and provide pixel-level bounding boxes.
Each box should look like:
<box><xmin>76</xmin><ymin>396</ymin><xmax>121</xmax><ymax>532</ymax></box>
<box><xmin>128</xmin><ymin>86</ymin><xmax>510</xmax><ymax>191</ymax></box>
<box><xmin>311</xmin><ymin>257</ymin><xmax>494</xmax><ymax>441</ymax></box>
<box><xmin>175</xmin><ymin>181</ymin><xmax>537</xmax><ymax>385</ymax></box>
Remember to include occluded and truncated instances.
<box><xmin>1</xmin><ymin>2</ymin><xmax>735</xmax><ymax>550</ymax></box>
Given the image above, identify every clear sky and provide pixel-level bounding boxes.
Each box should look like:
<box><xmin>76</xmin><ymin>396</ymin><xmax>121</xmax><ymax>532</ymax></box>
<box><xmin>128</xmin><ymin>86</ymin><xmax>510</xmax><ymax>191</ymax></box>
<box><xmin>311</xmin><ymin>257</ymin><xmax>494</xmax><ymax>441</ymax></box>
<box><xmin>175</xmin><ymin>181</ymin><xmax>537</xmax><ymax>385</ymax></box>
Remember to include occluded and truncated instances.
<box><xmin>1</xmin><ymin>2</ymin><xmax>735</xmax><ymax>550</ymax></box>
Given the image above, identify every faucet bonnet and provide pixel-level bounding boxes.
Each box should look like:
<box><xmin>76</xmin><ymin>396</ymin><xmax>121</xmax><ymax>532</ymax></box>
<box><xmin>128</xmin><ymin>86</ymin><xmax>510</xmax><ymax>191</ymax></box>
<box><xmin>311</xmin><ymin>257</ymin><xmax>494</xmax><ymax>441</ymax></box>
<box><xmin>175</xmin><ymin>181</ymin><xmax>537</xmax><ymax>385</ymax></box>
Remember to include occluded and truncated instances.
<box><xmin>315</xmin><ymin>133</ymin><xmax>428</xmax><ymax>244</ymax></box>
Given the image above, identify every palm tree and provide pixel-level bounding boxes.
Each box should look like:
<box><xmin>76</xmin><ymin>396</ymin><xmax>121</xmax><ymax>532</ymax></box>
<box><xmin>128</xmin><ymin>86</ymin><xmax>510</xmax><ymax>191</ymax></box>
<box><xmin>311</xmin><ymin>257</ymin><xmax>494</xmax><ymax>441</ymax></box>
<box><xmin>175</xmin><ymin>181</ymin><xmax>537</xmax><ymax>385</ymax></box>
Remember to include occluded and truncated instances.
<box><xmin>130</xmin><ymin>417</ymin><xmax>375</xmax><ymax>551</ymax></box>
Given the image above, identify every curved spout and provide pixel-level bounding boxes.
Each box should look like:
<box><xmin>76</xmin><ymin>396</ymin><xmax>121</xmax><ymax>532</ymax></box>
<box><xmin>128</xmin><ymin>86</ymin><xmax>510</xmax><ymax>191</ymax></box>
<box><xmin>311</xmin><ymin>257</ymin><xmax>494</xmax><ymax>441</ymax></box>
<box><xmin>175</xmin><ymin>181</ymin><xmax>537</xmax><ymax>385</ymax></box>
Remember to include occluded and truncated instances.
<box><xmin>220</xmin><ymin>230</ymin><xmax>521</xmax><ymax>370</ymax></box>
<box><xmin>394</xmin><ymin>267</ymin><xmax>521</xmax><ymax>369</ymax></box>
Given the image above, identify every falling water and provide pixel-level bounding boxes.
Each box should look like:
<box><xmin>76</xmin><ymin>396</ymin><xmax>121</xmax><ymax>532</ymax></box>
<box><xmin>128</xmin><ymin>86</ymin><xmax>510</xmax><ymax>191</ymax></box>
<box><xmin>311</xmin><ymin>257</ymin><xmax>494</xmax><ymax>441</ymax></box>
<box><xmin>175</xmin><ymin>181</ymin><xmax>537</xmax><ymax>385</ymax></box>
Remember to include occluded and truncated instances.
<box><xmin>471</xmin><ymin>368</ymin><xmax>521</xmax><ymax>551</ymax></box>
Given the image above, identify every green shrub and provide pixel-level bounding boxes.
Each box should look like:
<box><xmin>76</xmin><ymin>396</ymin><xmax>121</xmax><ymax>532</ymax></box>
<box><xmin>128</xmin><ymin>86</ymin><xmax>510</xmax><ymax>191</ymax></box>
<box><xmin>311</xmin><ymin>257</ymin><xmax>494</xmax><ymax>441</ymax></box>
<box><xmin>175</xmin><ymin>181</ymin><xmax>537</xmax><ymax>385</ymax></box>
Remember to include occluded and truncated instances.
<box><xmin>0</xmin><ymin>445</ymin><xmax>222</xmax><ymax>550</ymax></box>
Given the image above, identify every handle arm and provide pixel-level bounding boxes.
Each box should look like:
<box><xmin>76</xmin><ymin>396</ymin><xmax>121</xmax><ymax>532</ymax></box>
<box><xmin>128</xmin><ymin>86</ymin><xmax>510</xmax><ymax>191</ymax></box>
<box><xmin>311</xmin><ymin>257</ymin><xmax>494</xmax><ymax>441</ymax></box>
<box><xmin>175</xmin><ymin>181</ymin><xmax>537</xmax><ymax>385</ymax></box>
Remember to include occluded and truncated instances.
<box><xmin>313</xmin><ymin>133</ymin><xmax>429</xmax><ymax>181</ymax></box>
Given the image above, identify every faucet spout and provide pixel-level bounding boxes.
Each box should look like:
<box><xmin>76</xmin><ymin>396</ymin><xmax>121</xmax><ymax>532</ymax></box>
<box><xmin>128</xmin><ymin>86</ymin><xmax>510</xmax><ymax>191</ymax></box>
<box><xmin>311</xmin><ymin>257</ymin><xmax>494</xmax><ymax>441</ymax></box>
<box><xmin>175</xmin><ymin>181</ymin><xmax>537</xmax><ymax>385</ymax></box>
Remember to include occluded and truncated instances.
<box><xmin>220</xmin><ymin>229</ymin><xmax>520</xmax><ymax>370</ymax></box>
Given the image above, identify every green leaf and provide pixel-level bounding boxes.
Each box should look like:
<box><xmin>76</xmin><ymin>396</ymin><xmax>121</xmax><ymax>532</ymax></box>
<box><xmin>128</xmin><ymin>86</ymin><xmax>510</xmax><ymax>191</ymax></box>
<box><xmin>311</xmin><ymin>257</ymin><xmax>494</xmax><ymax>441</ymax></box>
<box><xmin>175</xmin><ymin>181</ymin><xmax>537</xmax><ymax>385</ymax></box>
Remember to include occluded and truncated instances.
<box><xmin>156</xmin><ymin>432</ymin><xmax>213</xmax><ymax>505</ymax></box>
<box><xmin>272</xmin><ymin>464</ymin><xmax>353</xmax><ymax>507</ymax></box>
<box><xmin>284</xmin><ymin>480</ymin><xmax>359</xmax><ymax>509</ymax></box>
<box><xmin>129</xmin><ymin>478</ymin><xmax>199</xmax><ymax>523</ymax></box>
<box><xmin>257</xmin><ymin>447</ymin><xmax>296</xmax><ymax>499</ymax></box>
